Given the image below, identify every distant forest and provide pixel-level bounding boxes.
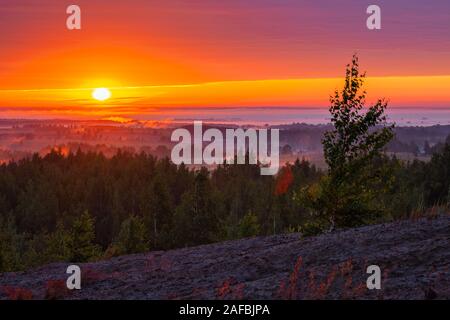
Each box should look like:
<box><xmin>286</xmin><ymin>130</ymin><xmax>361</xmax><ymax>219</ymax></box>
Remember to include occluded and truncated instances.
<box><xmin>278</xmin><ymin>124</ymin><xmax>450</xmax><ymax>156</ymax></box>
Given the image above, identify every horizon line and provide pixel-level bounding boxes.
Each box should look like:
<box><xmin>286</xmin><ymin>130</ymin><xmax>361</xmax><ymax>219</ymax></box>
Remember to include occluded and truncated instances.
<box><xmin>2</xmin><ymin>74</ymin><xmax>450</xmax><ymax>93</ymax></box>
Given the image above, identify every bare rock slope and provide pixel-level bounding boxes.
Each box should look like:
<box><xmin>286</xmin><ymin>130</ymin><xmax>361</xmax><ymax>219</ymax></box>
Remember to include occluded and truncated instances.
<box><xmin>1</xmin><ymin>215</ymin><xmax>449</xmax><ymax>300</ymax></box>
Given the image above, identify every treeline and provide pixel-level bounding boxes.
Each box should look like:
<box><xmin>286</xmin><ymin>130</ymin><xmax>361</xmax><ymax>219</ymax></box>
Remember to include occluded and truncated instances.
<box><xmin>387</xmin><ymin>134</ymin><xmax>450</xmax><ymax>156</ymax></box>
<box><xmin>0</xmin><ymin>150</ymin><xmax>321</xmax><ymax>272</ymax></box>
<box><xmin>0</xmin><ymin>143</ymin><xmax>449</xmax><ymax>272</ymax></box>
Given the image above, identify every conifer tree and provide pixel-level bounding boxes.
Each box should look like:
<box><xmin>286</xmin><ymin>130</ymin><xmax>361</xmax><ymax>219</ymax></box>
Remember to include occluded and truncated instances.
<box><xmin>115</xmin><ymin>215</ymin><xmax>148</xmax><ymax>255</ymax></box>
<box><xmin>69</xmin><ymin>211</ymin><xmax>101</xmax><ymax>262</ymax></box>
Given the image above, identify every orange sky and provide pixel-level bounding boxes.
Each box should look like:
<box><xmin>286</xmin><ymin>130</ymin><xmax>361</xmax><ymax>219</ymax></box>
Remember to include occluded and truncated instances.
<box><xmin>0</xmin><ymin>0</ymin><xmax>449</xmax><ymax>120</ymax></box>
<box><xmin>1</xmin><ymin>76</ymin><xmax>450</xmax><ymax>120</ymax></box>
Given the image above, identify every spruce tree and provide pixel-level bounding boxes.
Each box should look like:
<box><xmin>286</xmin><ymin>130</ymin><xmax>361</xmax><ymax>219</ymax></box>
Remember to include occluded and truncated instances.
<box><xmin>69</xmin><ymin>211</ymin><xmax>101</xmax><ymax>262</ymax></box>
<box><xmin>115</xmin><ymin>215</ymin><xmax>148</xmax><ymax>255</ymax></box>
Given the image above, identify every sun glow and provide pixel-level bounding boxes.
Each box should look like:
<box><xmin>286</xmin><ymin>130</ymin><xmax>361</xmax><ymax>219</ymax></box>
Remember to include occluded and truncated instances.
<box><xmin>92</xmin><ymin>88</ymin><xmax>111</xmax><ymax>101</ymax></box>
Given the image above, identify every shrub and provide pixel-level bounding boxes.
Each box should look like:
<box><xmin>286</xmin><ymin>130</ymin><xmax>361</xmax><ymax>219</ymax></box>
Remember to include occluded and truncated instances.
<box><xmin>2</xmin><ymin>286</ymin><xmax>33</xmax><ymax>300</ymax></box>
<box><xmin>45</xmin><ymin>280</ymin><xmax>70</xmax><ymax>300</ymax></box>
<box><xmin>238</xmin><ymin>212</ymin><xmax>260</xmax><ymax>238</ymax></box>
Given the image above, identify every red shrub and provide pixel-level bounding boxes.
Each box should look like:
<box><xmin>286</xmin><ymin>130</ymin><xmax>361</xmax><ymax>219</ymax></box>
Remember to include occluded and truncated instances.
<box><xmin>351</xmin><ymin>282</ymin><xmax>367</xmax><ymax>298</ymax></box>
<box><xmin>312</xmin><ymin>267</ymin><xmax>337</xmax><ymax>299</ymax></box>
<box><xmin>288</xmin><ymin>257</ymin><xmax>303</xmax><ymax>299</ymax></box>
<box><xmin>84</xmin><ymin>267</ymin><xmax>106</xmax><ymax>284</ymax></box>
<box><xmin>277</xmin><ymin>257</ymin><xmax>370</xmax><ymax>300</ymax></box>
<box><xmin>277</xmin><ymin>256</ymin><xmax>303</xmax><ymax>299</ymax></box>
<box><xmin>277</xmin><ymin>280</ymin><xmax>287</xmax><ymax>299</ymax></box>
<box><xmin>216</xmin><ymin>278</ymin><xmax>245</xmax><ymax>299</ymax></box>
<box><xmin>275</xmin><ymin>166</ymin><xmax>294</xmax><ymax>195</ymax></box>
<box><xmin>233</xmin><ymin>283</ymin><xmax>246</xmax><ymax>300</ymax></box>
<box><xmin>45</xmin><ymin>280</ymin><xmax>70</xmax><ymax>300</ymax></box>
<box><xmin>216</xmin><ymin>279</ymin><xmax>232</xmax><ymax>299</ymax></box>
<box><xmin>2</xmin><ymin>286</ymin><xmax>33</xmax><ymax>300</ymax></box>
<box><xmin>340</xmin><ymin>259</ymin><xmax>353</xmax><ymax>276</ymax></box>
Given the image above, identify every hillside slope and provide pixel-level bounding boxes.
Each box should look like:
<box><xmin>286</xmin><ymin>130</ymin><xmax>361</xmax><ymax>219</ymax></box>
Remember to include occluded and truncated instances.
<box><xmin>1</xmin><ymin>215</ymin><xmax>449</xmax><ymax>300</ymax></box>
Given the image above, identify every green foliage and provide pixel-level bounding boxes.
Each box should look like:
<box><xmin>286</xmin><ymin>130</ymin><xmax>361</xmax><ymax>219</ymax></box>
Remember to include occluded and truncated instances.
<box><xmin>423</xmin><ymin>143</ymin><xmax>450</xmax><ymax>206</ymax></box>
<box><xmin>69</xmin><ymin>211</ymin><xmax>101</xmax><ymax>262</ymax></box>
<box><xmin>145</xmin><ymin>173</ymin><xmax>174</xmax><ymax>249</ymax></box>
<box><xmin>299</xmin><ymin>220</ymin><xmax>329</xmax><ymax>238</ymax></box>
<box><xmin>238</xmin><ymin>212</ymin><xmax>260</xmax><ymax>238</ymax></box>
<box><xmin>173</xmin><ymin>168</ymin><xmax>220</xmax><ymax>246</ymax></box>
<box><xmin>114</xmin><ymin>215</ymin><xmax>149</xmax><ymax>255</ymax></box>
<box><xmin>323</xmin><ymin>55</ymin><xmax>394</xmax><ymax>175</ymax></box>
<box><xmin>305</xmin><ymin>54</ymin><xmax>395</xmax><ymax>229</ymax></box>
<box><xmin>45</xmin><ymin>222</ymin><xmax>72</xmax><ymax>262</ymax></box>
<box><xmin>0</xmin><ymin>132</ymin><xmax>448</xmax><ymax>272</ymax></box>
<box><xmin>0</xmin><ymin>216</ymin><xmax>23</xmax><ymax>272</ymax></box>
<box><xmin>447</xmin><ymin>185</ymin><xmax>450</xmax><ymax>208</ymax></box>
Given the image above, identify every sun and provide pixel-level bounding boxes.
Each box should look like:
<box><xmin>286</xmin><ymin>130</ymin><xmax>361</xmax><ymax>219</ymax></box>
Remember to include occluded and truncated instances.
<box><xmin>92</xmin><ymin>88</ymin><xmax>111</xmax><ymax>101</ymax></box>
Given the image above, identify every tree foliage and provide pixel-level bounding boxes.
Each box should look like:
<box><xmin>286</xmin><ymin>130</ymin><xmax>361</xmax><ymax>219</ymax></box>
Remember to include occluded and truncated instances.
<box><xmin>114</xmin><ymin>215</ymin><xmax>149</xmax><ymax>255</ymax></box>
<box><xmin>301</xmin><ymin>55</ymin><xmax>395</xmax><ymax>231</ymax></box>
<box><xmin>70</xmin><ymin>211</ymin><xmax>101</xmax><ymax>262</ymax></box>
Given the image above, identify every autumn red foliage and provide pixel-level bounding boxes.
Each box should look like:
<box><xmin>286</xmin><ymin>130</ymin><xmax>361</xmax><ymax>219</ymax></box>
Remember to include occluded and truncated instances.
<box><xmin>45</xmin><ymin>280</ymin><xmax>70</xmax><ymax>300</ymax></box>
<box><xmin>274</xmin><ymin>165</ymin><xmax>294</xmax><ymax>195</ymax></box>
<box><xmin>2</xmin><ymin>286</ymin><xmax>33</xmax><ymax>300</ymax></box>
<box><xmin>216</xmin><ymin>277</ymin><xmax>246</xmax><ymax>299</ymax></box>
<box><xmin>278</xmin><ymin>257</ymin><xmax>369</xmax><ymax>299</ymax></box>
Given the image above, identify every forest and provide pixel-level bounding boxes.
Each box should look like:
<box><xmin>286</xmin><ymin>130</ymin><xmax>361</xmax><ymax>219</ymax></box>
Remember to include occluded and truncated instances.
<box><xmin>1</xmin><ymin>56</ymin><xmax>449</xmax><ymax>273</ymax></box>
<box><xmin>0</xmin><ymin>134</ymin><xmax>448</xmax><ymax>272</ymax></box>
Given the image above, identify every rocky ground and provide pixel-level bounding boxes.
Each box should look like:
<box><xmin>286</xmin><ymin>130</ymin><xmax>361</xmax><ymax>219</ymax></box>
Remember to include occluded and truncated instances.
<box><xmin>1</xmin><ymin>215</ymin><xmax>449</xmax><ymax>300</ymax></box>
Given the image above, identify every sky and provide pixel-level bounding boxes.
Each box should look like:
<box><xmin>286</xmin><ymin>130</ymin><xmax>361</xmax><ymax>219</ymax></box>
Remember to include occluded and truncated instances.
<box><xmin>0</xmin><ymin>0</ymin><xmax>449</xmax><ymax>122</ymax></box>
